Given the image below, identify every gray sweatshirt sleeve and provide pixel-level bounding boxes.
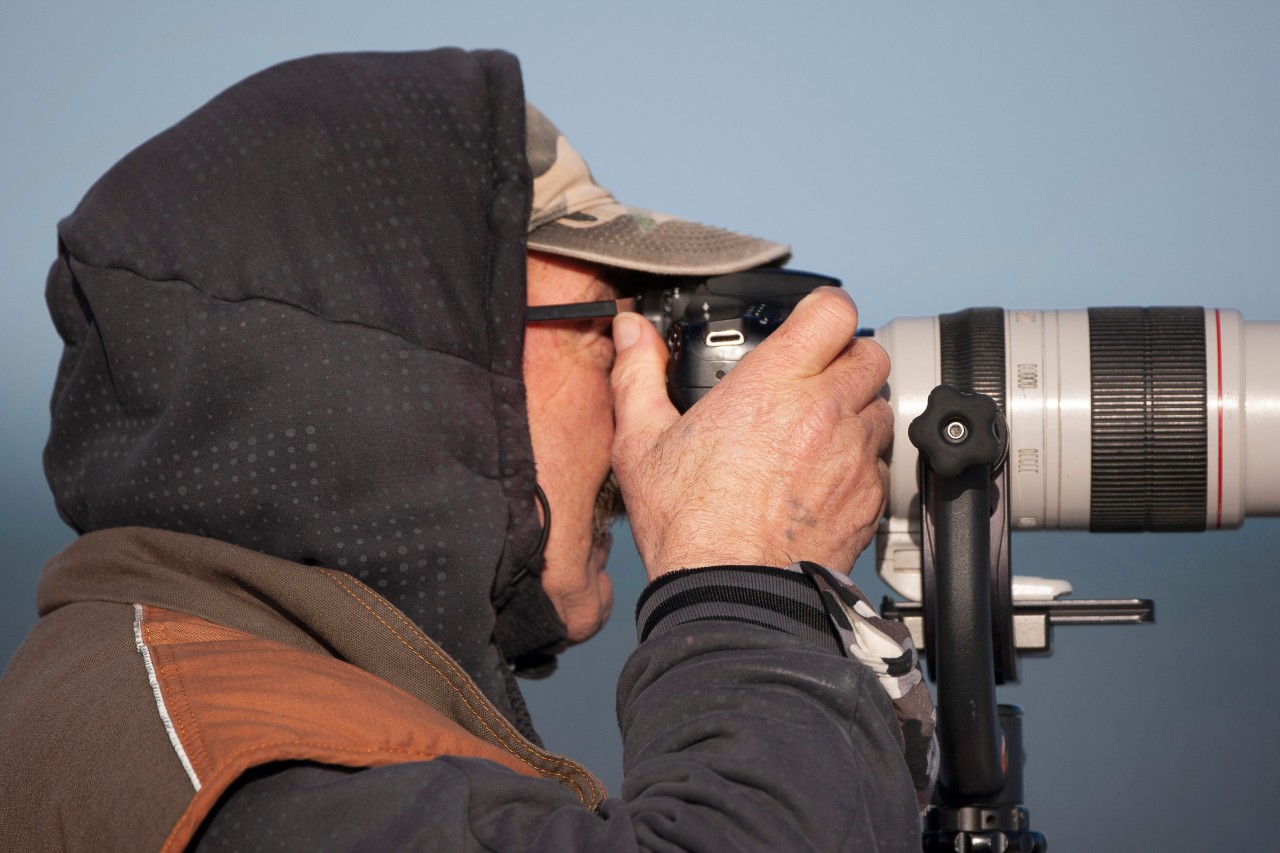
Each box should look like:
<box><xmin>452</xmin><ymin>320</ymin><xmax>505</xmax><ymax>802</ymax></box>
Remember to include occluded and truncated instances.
<box><xmin>191</xmin><ymin>569</ymin><xmax>923</xmax><ymax>852</ymax></box>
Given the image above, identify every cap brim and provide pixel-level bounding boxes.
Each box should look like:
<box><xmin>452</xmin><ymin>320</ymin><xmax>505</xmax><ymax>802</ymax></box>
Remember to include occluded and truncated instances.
<box><xmin>526</xmin><ymin>201</ymin><xmax>790</xmax><ymax>277</ymax></box>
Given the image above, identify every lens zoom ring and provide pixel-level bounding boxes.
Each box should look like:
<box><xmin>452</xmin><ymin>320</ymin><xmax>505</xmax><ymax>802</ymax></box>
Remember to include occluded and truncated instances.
<box><xmin>1089</xmin><ymin>307</ymin><xmax>1206</xmax><ymax>532</ymax></box>
<box><xmin>940</xmin><ymin>308</ymin><xmax>1007</xmax><ymax>414</ymax></box>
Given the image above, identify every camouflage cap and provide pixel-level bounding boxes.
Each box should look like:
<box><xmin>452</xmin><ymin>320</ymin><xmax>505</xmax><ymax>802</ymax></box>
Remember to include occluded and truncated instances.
<box><xmin>525</xmin><ymin>104</ymin><xmax>791</xmax><ymax>276</ymax></box>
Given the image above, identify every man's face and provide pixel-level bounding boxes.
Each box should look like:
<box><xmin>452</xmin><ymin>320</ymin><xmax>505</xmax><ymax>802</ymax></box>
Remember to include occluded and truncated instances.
<box><xmin>523</xmin><ymin>251</ymin><xmax>623</xmax><ymax>646</ymax></box>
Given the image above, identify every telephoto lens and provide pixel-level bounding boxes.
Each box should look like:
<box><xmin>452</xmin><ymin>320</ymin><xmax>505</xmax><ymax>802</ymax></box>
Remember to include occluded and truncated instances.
<box><xmin>873</xmin><ymin>308</ymin><xmax>1280</xmax><ymax>599</ymax></box>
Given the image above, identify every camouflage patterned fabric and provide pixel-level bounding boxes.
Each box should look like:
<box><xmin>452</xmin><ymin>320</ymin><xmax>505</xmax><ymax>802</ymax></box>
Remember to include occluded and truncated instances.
<box><xmin>525</xmin><ymin>104</ymin><xmax>791</xmax><ymax>275</ymax></box>
<box><xmin>796</xmin><ymin>561</ymin><xmax>940</xmax><ymax>813</ymax></box>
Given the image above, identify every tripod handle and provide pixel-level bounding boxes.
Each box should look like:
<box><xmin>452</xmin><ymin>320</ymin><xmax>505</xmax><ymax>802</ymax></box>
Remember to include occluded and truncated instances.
<box><xmin>910</xmin><ymin>385</ymin><xmax>1008</xmax><ymax>798</ymax></box>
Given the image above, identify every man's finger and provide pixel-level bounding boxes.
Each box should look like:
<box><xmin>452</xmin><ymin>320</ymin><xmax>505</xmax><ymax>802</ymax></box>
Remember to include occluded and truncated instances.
<box><xmin>611</xmin><ymin>312</ymin><xmax>679</xmax><ymax>450</ymax></box>
<box><xmin>824</xmin><ymin>336</ymin><xmax>892</xmax><ymax>415</ymax></box>
<box><xmin>866</xmin><ymin>396</ymin><xmax>895</xmax><ymax>458</ymax></box>
<box><xmin>742</xmin><ymin>286</ymin><xmax>861</xmax><ymax>380</ymax></box>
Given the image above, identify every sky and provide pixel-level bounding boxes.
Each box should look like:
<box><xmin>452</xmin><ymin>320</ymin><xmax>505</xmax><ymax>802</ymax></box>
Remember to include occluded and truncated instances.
<box><xmin>2</xmin><ymin>2</ymin><xmax>1278</xmax><ymax>848</ymax></box>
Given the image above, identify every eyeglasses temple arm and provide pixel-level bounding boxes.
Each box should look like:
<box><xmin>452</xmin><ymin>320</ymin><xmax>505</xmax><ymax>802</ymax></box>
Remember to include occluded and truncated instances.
<box><xmin>525</xmin><ymin>297</ymin><xmax>637</xmax><ymax>322</ymax></box>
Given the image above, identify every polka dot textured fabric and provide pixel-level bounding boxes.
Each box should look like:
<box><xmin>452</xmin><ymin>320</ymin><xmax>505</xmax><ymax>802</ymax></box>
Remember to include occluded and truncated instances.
<box><xmin>43</xmin><ymin>50</ymin><xmax>554</xmax><ymax>717</ymax></box>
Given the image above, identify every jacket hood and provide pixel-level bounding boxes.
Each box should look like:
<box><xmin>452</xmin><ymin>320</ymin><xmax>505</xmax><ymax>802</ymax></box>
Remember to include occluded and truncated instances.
<box><xmin>43</xmin><ymin>49</ymin><xmax>563</xmax><ymax>726</ymax></box>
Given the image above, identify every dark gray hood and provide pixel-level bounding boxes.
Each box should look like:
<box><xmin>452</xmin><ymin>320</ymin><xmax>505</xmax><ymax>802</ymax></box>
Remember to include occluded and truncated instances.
<box><xmin>43</xmin><ymin>49</ymin><xmax>564</xmax><ymax>729</ymax></box>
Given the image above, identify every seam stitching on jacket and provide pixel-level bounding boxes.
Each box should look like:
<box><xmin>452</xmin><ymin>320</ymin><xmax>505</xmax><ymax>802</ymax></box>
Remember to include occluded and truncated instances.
<box><xmin>372</xmin><ymin>576</ymin><xmax>603</xmax><ymax>801</ymax></box>
<box><xmin>319</xmin><ymin>572</ymin><xmax>566</xmax><ymax>774</ymax></box>
<box><xmin>145</xmin><ymin>619</ymin><xmax>210</xmax><ymax>780</ymax></box>
<box><xmin>320</xmin><ymin>570</ymin><xmax>602</xmax><ymax>803</ymax></box>
<box><xmin>68</xmin><ymin>260</ymin><xmax>485</xmax><ymax>370</ymax></box>
<box><xmin>133</xmin><ymin>603</ymin><xmax>202</xmax><ymax>791</ymax></box>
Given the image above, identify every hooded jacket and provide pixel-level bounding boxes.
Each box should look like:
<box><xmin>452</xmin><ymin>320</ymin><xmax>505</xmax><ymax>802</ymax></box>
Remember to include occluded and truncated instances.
<box><xmin>40</xmin><ymin>49</ymin><xmax>558</xmax><ymax>713</ymax></box>
<box><xmin>0</xmin><ymin>50</ymin><xmax>924</xmax><ymax>851</ymax></box>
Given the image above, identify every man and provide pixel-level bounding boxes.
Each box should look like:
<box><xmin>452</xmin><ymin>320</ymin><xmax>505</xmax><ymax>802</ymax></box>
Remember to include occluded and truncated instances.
<box><xmin>0</xmin><ymin>49</ymin><xmax>932</xmax><ymax>850</ymax></box>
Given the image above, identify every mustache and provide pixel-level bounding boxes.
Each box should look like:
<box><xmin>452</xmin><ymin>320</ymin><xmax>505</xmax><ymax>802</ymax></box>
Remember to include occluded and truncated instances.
<box><xmin>592</xmin><ymin>470</ymin><xmax>625</xmax><ymax>540</ymax></box>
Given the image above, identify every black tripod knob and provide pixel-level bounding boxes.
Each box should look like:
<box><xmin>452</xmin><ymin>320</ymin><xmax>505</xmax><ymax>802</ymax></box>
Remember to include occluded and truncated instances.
<box><xmin>908</xmin><ymin>385</ymin><xmax>1008</xmax><ymax>477</ymax></box>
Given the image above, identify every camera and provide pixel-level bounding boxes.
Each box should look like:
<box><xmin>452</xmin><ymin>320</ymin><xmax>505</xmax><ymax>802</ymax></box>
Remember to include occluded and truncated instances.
<box><xmin>636</xmin><ymin>269</ymin><xmax>1280</xmax><ymax>602</ymax></box>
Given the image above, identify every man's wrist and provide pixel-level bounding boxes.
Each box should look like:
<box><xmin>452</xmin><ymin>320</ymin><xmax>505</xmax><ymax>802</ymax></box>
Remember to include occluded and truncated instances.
<box><xmin>635</xmin><ymin>565</ymin><xmax>842</xmax><ymax>654</ymax></box>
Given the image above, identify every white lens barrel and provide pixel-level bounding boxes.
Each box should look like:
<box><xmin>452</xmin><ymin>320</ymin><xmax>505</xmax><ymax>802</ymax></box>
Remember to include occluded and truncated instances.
<box><xmin>1236</xmin><ymin>314</ymin><xmax>1280</xmax><ymax>519</ymax></box>
<box><xmin>1005</xmin><ymin>309</ymin><xmax>1092</xmax><ymax>531</ymax></box>
<box><xmin>875</xmin><ymin>308</ymin><xmax>1280</xmax><ymax>532</ymax></box>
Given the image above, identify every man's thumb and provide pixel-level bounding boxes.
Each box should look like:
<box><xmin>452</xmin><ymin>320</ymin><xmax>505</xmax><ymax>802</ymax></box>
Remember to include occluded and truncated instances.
<box><xmin>611</xmin><ymin>312</ymin><xmax>679</xmax><ymax>444</ymax></box>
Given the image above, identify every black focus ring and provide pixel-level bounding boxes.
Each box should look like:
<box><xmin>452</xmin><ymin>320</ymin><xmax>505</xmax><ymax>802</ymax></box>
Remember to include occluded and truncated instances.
<box><xmin>1088</xmin><ymin>307</ymin><xmax>1206</xmax><ymax>532</ymax></box>
<box><xmin>939</xmin><ymin>308</ymin><xmax>1007</xmax><ymax>415</ymax></box>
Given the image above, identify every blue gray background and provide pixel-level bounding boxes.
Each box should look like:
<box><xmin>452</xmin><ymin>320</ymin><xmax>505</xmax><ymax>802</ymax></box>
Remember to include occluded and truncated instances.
<box><xmin>3</xmin><ymin>3</ymin><xmax>1277</xmax><ymax>849</ymax></box>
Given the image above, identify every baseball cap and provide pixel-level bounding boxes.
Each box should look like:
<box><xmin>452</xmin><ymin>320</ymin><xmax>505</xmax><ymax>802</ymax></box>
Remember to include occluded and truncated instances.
<box><xmin>525</xmin><ymin>104</ymin><xmax>791</xmax><ymax>276</ymax></box>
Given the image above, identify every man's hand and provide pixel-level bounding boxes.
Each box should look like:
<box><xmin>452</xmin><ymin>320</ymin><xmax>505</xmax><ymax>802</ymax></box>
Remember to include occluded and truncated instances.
<box><xmin>610</xmin><ymin>286</ymin><xmax>892</xmax><ymax>581</ymax></box>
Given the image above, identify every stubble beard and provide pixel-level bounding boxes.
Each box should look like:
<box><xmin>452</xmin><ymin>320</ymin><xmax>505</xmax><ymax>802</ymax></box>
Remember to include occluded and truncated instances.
<box><xmin>592</xmin><ymin>470</ymin><xmax>625</xmax><ymax>542</ymax></box>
